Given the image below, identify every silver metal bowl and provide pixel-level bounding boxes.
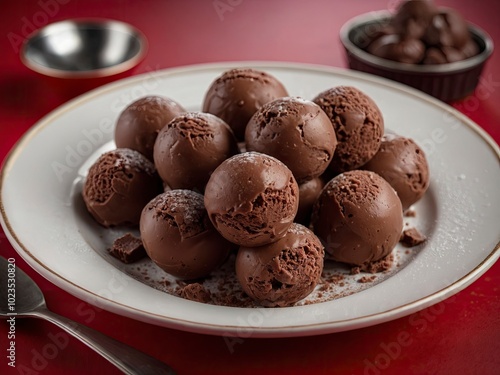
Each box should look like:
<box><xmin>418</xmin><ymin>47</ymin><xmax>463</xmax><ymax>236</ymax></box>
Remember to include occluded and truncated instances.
<box><xmin>21</xmin><ymin>19</ymin><xmax>147</xmax><ymax>79</ymax></box>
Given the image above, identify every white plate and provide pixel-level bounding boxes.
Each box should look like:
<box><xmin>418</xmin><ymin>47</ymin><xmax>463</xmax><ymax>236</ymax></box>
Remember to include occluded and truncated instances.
<box><xmin>1</xmin><ymin>62</ymin><xmax>499</xmax><ymax>338</ymax></box>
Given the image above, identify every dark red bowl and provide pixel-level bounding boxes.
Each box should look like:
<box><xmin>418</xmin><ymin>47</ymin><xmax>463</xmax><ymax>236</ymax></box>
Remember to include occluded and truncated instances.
<box><xmin>339</xmin><ymin>11</ymin><xmax>494</xmax><ymax>102</ymax></box>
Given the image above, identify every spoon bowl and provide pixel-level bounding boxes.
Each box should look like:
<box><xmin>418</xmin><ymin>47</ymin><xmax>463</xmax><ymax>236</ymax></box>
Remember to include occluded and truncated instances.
<box><xmin>0</xmin><ymin>256</ymin><xmax>176</xmax><ymax>375</ymax></box>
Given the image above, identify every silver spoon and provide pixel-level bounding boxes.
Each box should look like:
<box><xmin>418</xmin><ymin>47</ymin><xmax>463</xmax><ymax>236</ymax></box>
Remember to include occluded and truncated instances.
<box><xmin>0</xmin><ymin>256</ymin><xmax>176</xmax><ymax>374</ymax></box>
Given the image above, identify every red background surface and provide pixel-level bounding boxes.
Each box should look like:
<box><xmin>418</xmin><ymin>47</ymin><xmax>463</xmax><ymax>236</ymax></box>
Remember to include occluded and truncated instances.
<box><xmin>1</xmin><ymin>1</ymin><xmax>499</xmax><ymax>374</ymax></box>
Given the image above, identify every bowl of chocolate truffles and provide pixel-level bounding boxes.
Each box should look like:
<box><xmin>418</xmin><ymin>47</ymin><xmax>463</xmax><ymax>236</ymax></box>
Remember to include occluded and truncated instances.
<box><xmin>339</xmin><ymin>0</ymin><xmax>493</xmax><ymax>102</ymax></box>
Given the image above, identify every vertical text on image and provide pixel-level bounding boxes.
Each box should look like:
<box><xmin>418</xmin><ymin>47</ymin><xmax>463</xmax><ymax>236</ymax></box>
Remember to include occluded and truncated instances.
<box><xmin>6</xmin><ymin>258</ymin><xmax>17</xmax><ymax>368</ymax></box>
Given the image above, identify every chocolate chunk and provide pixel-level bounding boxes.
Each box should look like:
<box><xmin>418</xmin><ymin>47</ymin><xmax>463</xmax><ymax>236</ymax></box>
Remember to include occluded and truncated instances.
<box><xmin>178</xmin><ymin>283</ymin><xmax>212</xmax><ymax>303</ymax></box>
<box><xmin>109</xmin><ymin>233</ymin><xmax>147</xmax><ymax>263</ymax></box>
<box><xmin>400</xmin><ymin>227</ymin><xmax>427</xmax><ymax>247</ymax></box>
<box><xmin>404</xmin><ymin>209</ymin><xmax>417</xmax><ymax>217</ymax></box>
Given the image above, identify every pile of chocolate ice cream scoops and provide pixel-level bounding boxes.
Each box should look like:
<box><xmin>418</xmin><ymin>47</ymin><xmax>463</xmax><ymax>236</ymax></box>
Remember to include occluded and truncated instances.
<box><xmin>82</xmin><ymin>67</ymin><xmax>430</xmax><ymax>308</ymax></box>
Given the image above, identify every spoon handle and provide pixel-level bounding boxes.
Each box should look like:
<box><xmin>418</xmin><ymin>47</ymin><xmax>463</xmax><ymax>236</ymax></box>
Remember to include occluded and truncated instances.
<box><xmin>31</xmin><ymin>308</ymin><xmax>176</xmax><ymax>375</ymax></box>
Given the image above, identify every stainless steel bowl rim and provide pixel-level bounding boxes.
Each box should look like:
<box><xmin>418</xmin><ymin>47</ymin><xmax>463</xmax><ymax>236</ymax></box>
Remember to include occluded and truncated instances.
<box><xmin>20</xmin><ymin>18</ymin><xmax>148</xmax><ymax>79</ymax></box>
<box><xmin>339</xmin><ymin>10</ymin><xmax>494</xmax><ymax>74</ymax></box>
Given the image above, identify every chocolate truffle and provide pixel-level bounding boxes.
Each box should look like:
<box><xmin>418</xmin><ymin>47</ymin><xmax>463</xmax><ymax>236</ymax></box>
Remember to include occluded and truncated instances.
<box><xmin>82</xmin><ymin>148</ymin><xmax>162</xmax><ymax>227</ymax></box>
<box><xmin>245</xmin><ymin>97</ymin><xmax>337</xmax><ymax>183</ymax></box>
<box><xmin>202</xmin><ymin>68</ymin><xmax>289</xmax><ymax>141</ymax></box>
<box><xmin>363</xmin><ymin>24</ymin><xmax>397</xmax><ymax>50</ymax></box>
<box><xmin>312</xmin><ymin>86</ymin><xmax>384</xmax><ymax>173</ymax></box>
<box><xmin>461</xmin><ymin>39</ymin><xmax>479</xmax><ymax>59</ymax></box>
<box><xmin>236</xmin><ymin>223</ymin><xmax>324</xmax><ymax>307</ymax></box>
<box><xmin>362</xmin><ymin>134</ymin><xmax>430</xmax><ymax>210</ymax></box>
<box><xmin>311</xmin><ymin>170</ymin><xmax>403</xmax><ymax>266</ymax></box>
<box><xmin>424</xmin><ymin>8</ymin><xmax>470</xmax><ymax>49</ymax></box>
<box><xmin>153</xmin><ymin>112</ymin><xmax>239</xmax><ymax>192</ymax></box>
<box><xmin>140</xmin><ymin>190</ymin><xmax>232</xmax><ymax>280</ymax></box>
<box><xmin>296</xmin><ymin>177</ymin><xmax>325</xmax><ymax>225</ymax></box>
<box><xmin>115</xmin><ymin>96</ymin><xmax>186</xmax><ymax>160</ymax></box>
<box><xmin>368</xmin><ymin>34</ymin><xmax>425</xmax><ymax>64</ymax></box>
<box><xmin>391</xmin><ymin>0</ymin><xmax>439</xmax><ymax>40</ymax></box>
<box><xmin>422</xmin><ymin>47</ymin><xmax>448</xmax><ymax>64</ymax></box>
<box><xmin>204</xmin><ymin>152</ymin><xmax>299</xmax><ymax>247</ymax></box>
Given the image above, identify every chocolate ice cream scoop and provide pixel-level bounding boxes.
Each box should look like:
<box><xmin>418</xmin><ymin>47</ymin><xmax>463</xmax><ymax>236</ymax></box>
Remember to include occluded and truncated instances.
<box><xmin>311</xmin><ymin>170</ymin><xmax>403</xmax><ymax>266</ymax></box>
<box><xmin>202</xmin><ymin>68</ymin><xmax>289</xmax><ymax>141</ymax></box>
<box><xmin>312</xmin><ymin>86</ymin><xmax>384</xmax><ymax>173</ymax></box>
<box><xmin>153</xmin><ymin>112</ymin><xmax>239</xmax><ymax>192</ymax></box>
<box><xmin>204</xmin><ymin>152</ymin><xmax>299</xmax><ymax>247</ymax></box>
<box><xmin>140</xmin><ymin>190</ymin><xmax>233</xmax><ymax>280</ymax></box>
<box><xmin>245</xmin><ymin>97</ymin><xmax>337</xmax><ymax>183</ymax></box>
<box><xmin>362</xmin><ymin>134</ymin><xmax>429</xmax><ymax>210</ymax></box>
<box><xmin>115</xmin><ymin>96</ymin><xmax>185</xmax><ymax>160</ymax></box>
<box><xmin>236</xmin><ymin>223</ymin><xmax>324</xmax><ymax>307</ymax></box>
<box><xmin>296</xmin><ymin>176</ymin><xmax>324</xmax><ymax>225</ymax></box>
<box><xmin>82</xmin><ymin>148</ymin><xmax>162</xmax><ymax>227</ymax></box>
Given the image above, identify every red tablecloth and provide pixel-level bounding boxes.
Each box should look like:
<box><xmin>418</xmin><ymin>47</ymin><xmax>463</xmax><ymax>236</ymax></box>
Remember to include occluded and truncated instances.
<box><xmin>1</xmin><ymin>1</ymin><xmax>499</xmax><ymax>374</ymax></box>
